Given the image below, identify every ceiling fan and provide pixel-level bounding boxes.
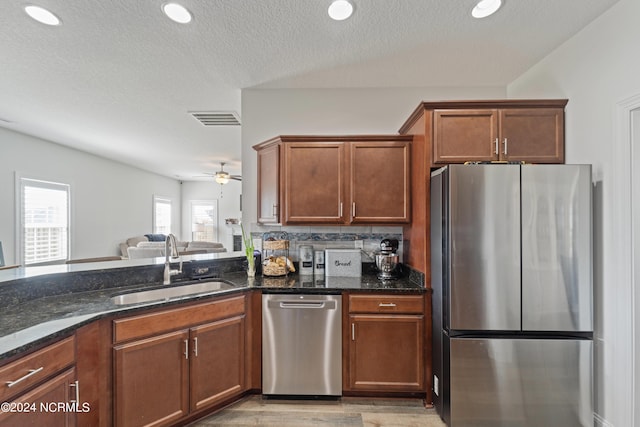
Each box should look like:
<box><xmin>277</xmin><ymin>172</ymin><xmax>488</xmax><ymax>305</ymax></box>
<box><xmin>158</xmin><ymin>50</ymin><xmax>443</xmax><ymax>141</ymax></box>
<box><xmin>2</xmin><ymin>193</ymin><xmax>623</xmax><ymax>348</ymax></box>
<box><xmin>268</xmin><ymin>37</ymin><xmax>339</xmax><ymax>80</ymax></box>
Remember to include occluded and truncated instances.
<box><xmin>203</xmin><ymin>162</ymin><xmax>242</xmax><ymax>185</ymax></box>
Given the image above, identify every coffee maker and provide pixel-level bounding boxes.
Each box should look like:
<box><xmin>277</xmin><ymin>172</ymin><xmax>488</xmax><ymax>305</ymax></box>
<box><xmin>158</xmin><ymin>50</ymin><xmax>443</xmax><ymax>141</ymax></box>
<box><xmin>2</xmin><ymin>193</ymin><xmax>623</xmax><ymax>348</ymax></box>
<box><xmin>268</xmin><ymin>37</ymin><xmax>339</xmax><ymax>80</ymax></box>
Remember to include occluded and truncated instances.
<box><xmin>375</xmin><ymin>238</ymin><xmax>400</xmax><ymax>280</ymax></box>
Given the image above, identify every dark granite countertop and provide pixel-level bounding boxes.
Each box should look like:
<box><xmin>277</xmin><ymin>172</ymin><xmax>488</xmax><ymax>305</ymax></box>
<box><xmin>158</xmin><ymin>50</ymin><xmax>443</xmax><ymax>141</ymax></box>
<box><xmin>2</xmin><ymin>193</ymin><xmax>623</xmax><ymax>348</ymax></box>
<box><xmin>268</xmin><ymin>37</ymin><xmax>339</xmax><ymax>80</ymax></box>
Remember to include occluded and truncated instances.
<box><xmin>0</xmin><ymin>259</ymin><xmax>425</xmax><ymax>361</ymax></box>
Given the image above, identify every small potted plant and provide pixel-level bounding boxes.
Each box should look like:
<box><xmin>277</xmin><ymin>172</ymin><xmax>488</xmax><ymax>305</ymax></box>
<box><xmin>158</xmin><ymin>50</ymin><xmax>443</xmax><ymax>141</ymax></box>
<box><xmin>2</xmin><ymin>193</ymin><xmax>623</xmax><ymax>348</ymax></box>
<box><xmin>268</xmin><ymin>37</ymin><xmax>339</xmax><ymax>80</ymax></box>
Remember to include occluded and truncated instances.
<box><xmin>241</xmin><ymin>223</ymin><xmax>255</xmax><ymax>277</ymax></box>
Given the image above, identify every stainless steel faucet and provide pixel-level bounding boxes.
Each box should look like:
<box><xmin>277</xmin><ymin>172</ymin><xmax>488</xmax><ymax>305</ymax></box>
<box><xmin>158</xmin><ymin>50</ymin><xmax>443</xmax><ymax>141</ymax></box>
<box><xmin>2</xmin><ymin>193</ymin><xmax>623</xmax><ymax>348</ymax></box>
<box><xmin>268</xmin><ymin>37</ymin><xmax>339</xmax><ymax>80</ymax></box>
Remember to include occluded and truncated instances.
<box><xmin>163</xmin><ymin>234</ymin><xmax>183</xmax><ymax>285</ymax></box>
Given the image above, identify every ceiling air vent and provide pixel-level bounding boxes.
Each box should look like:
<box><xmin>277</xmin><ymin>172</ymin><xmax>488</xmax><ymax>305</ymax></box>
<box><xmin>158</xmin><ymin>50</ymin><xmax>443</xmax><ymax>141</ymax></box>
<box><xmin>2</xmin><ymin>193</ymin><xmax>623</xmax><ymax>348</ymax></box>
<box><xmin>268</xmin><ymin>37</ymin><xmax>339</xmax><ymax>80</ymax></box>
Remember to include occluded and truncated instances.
<box><xmin>190</xmin><ymin>111</ymin><xmax>241</xmax><ymax>126</ymax></box>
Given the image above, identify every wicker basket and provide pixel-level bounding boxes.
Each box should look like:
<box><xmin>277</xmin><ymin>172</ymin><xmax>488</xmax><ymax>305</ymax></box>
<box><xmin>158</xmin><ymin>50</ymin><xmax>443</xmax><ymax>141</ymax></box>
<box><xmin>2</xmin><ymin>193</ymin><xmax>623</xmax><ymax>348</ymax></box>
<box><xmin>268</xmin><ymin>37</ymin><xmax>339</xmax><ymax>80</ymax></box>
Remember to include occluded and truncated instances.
<box><xmin>262</xmin><ymin>240</ymin><xmax>289</xmax><ymax>250</ymax></box>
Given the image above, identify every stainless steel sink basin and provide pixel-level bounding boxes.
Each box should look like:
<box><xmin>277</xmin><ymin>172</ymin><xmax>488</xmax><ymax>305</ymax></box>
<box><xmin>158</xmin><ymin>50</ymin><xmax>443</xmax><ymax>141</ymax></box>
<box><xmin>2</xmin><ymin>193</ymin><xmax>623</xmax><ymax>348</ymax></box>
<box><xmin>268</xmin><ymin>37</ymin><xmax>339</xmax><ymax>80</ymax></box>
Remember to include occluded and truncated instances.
<box><xmin>110</xmin><ymin>280</ymin><xmax>233</xmax><ymax>305</ymax></box>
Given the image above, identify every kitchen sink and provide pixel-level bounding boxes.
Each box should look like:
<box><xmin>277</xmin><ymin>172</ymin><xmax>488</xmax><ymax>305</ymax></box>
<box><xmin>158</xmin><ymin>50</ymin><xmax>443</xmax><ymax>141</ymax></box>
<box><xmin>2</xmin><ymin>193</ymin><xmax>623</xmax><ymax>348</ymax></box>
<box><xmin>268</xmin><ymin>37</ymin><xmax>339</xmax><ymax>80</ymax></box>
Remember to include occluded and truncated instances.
<box><xmin>110</xmin><ymin>280</ymin><xmax>234</xmax><ymax>305</ymax></box>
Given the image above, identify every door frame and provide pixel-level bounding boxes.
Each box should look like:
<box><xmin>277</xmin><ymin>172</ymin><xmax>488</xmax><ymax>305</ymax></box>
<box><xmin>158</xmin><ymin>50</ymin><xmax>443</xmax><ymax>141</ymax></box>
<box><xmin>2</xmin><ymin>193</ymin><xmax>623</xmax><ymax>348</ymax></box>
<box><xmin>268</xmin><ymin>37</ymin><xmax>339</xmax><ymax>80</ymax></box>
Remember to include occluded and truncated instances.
<box><xmin>613</xmin><ymin>93</ymin><xmax>640</xmax><ymax>426</ymax></box>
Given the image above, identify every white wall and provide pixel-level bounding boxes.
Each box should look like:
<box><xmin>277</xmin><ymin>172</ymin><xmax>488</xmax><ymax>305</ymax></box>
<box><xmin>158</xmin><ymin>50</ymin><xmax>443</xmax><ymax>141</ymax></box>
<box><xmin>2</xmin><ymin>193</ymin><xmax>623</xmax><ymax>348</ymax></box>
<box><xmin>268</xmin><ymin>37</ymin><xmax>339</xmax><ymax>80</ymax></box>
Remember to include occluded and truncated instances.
<box><xmin>240</xmin><ymin>86</ymin><xmax>506</xmax><ymax>228</ymax></box>
<box><xmin>508</xmin><ymin>0</ymin><xmax>640</xmax><ymax>424</ymax></box>
<box><xmin>0</xmin><ymin>127</ymin><xmax>181</xmax><ymax>264</ymax></box>
<box><xmin>180</xmin><ymin>180</ymin><xmax>242</xmax><ymax>251</ymax></box>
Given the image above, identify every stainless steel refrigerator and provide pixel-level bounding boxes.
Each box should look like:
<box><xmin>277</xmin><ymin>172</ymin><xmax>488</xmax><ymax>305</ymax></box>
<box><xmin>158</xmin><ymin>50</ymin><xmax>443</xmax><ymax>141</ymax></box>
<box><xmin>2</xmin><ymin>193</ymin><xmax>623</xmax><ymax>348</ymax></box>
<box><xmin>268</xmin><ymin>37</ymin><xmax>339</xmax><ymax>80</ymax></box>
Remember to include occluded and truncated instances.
<box><xmin>431</xmin><ymin>164</ymin><xmax>593</xmax><ymax>427</ymax></box>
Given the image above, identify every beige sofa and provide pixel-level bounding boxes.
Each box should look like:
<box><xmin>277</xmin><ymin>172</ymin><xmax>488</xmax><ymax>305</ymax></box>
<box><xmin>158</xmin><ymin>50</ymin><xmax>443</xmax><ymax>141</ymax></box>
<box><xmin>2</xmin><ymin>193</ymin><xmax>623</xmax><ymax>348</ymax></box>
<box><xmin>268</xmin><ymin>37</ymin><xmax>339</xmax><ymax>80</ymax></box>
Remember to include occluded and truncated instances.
<box><xmin>120</xmin><ymin>235</ymin><xmax>226</xmax><ymax>259</ymax></box>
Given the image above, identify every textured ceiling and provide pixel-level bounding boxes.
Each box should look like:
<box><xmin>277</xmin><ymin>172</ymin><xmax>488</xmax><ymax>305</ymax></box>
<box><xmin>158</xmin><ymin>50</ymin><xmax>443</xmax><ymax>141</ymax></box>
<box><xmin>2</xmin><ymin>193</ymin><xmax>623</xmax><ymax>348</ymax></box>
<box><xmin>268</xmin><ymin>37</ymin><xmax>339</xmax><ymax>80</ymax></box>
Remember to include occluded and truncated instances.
<box><xmin>0</xmin><ymin>0</ymin><xmax>619</xmax><ymax>180</ymax></box>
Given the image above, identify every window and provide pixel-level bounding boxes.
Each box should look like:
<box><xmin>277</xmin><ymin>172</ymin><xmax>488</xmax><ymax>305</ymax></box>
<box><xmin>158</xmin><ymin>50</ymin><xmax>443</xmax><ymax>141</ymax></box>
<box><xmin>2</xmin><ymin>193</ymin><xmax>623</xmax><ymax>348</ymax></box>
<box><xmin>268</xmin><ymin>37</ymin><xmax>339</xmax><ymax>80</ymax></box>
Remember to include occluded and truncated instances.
<box><xmin>19</xmin><ymin>178</ymin><xmax>70</xmax><ymax>265</ymax></box>
<box><xmin>190</xmin><ymin>200</ymin><xmax>217</xmax><ymax>242</ymax></box>
<box><xmin>153</xmin><ymin>196</ymin><xmax>172</xmax><ymax>234</ymax></box>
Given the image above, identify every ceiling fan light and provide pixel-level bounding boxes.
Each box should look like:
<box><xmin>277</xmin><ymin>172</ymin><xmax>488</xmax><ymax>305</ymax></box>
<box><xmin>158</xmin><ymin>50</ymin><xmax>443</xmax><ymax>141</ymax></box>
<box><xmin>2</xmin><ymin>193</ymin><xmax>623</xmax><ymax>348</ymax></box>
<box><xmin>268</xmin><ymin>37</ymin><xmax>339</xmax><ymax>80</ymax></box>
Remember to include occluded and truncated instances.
<box><xmin>215</xmin><ymin>175</ymin><xmax>229</xmax><ymax>185</ymax></box>
<box><xmin>328</xmin><ymin>0</ymin><xmax>353</xmax><ymax>21</ymax></box>
<box><xmin>162</xmin><ymin>2</ymin><xmax>192</xmax><ymax>24</ymax></box>
<box><xmin>25</xmin><ymin>5</ymin><xmax>61</xmax><ymax>26</ymax></box>
<box><xmin>472</xmin><ymin>0</ymin><xmax>502</xmax><ymax>19</ymax></box>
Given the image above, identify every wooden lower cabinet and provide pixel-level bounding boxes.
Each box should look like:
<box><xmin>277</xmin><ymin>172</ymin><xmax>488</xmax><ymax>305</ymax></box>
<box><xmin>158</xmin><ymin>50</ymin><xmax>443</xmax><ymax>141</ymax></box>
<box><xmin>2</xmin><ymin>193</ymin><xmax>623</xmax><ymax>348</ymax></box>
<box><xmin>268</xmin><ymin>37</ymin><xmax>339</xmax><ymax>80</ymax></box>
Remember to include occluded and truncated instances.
<box><xmin>190</xmin><ymin>316</ymin><xmax>245</xmax><ymax>411</ymax></box>
<box><xmin>0</xmin><ymin>368</ymin><xmax>77</xmax><ymax>427</ymax></box>
<box><xmin>112</xmin><ymin>296</ymin><xmax>247</xmax><ymax>427</ymax></box>
<box><xmin>0</xmin><ymin>335</ymin><xmax>78</xmax><ymax>427</ymax></box>
<box><xmin>114</xmin><ymin>330</ymin><xmax>190</xmax><ymax>427</ymax></box>
<box><xmin>345</xmin><ymin>293</ymin><xmax>425</xmax><ymax>394</ymax></box>
<box><xmin>348</xmin><ymin>314</ymin><xmax>424</xmax><ymax>392</ymax></box>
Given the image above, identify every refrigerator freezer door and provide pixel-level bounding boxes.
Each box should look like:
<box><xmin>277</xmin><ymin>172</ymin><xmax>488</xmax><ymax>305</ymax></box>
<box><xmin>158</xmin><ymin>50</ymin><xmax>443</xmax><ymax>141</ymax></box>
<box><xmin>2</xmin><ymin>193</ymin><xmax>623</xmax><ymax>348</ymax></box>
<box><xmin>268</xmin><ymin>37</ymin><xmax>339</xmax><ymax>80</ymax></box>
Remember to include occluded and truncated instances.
<box><xmin>448</xmin><ymin>165</ymin><xmax>521</xmax><ymax>331</ymax></box>
<box><xmin>449</xmin><ymin>337</ymin><xmax>592</xmax><ymax>427</ymax></box>
<box><xmin>521</xmin><ymin>165</ymin><xmax>593</xmax><ymax>332</ymax></box>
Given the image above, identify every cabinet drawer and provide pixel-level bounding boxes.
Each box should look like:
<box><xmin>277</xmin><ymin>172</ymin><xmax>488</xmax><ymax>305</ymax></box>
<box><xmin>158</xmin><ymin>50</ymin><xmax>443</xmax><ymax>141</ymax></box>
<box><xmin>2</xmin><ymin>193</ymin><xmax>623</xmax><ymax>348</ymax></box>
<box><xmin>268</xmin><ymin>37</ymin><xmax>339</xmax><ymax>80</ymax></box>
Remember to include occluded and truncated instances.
<box><xmin>113</xmin><ymin>295</ymin><xmax>246</xmax><ymax>344</ymax></box>
<box><xmin>349</xmin><ymin>294</ymin><xmax>424</xmax><ymax>314</ymax></box>
<box><xmin>0</xmin><ymin>336</ymin><xmax>75</xmax><ymax>402</ymax></box>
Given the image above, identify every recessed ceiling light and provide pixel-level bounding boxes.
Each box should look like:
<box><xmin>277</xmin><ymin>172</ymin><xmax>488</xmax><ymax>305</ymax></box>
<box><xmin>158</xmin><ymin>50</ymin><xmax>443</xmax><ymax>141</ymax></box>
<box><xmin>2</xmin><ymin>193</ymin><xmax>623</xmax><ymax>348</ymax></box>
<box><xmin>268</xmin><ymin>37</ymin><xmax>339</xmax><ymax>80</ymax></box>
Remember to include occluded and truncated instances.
<box><xmin>472</xmin><ymin>0</ymin><xmax>502</xmax><ymax>19</ymax></box>
<box><xmin>162</xmin><ymin>3</ymin><xmax>192</xmax><ymax>24</ymax></box>
<box><xmin>328</xmin><ymin>0</ymin><xmax>353</xmax><ymax>21</ymax></box>
<box><xmin>24</xmin><ymin>5</ymin><xmax>61</xmax><ymax>26</ymax></box>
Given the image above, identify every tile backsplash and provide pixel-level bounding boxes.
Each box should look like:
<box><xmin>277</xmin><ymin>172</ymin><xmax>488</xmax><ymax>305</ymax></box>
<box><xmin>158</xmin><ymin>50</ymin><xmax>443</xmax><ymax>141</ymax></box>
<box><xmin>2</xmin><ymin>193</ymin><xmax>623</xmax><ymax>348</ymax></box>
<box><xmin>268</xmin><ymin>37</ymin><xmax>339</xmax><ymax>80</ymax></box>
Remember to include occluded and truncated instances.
<box><xmin>251</xmin><ymin>225</ymin><xmax>402</xmax><ymax>262</ymax></box>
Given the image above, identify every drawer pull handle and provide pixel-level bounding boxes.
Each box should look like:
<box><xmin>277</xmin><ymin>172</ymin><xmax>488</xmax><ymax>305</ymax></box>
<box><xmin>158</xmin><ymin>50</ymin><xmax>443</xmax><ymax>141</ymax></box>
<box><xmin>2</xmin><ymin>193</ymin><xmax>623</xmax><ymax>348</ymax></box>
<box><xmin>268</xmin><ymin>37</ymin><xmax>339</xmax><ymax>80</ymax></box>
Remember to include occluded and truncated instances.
<box><xmin>378</xmin><ymin>303</ymin><xmax>397</xmax><ymax>308</ymax></box>
<box><xmin>184</xmin><ymin>339</ymin><xmax>189</xmax><ymax>360</ymax></box>
<box><xmin>6</xmin><ymin>367</ymin><xmax>44</xmax><ymax>388</ymax></box>
<box><xmin>193</xmin><ymin>337</ymin><xmax>198</xmax><ymax>357</ymax></box>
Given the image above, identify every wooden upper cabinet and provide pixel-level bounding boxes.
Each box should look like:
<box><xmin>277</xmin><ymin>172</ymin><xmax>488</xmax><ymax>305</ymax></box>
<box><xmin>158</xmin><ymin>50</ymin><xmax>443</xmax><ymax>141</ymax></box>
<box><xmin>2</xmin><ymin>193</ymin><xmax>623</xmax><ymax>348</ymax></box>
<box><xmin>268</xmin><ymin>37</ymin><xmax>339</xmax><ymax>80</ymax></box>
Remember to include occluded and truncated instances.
<box><xmin>256</xmin><ymin>142</ymin><xmax>280</xmax><ymax>224</ymax></box>
<box><xmin>499</xmin><ymin>108</ymin><xmax>564</xmax><ymax>163</ymax></box>
<box><xmin>254</xmin><ymin>135</ymin><xmax>411</xmax><ymax>225</ymax></box>
<box><xmin>433</xmin><ymin>109</ymin><xmax>499</xmax><ymax>163</ymax></box>
<box><xmin>400</xmin><ymin>99</ymin><xmax>568</xmax><ymax>166</ymax></box>
<box><xmin>283</xmin><ymin>142</ymin><xmax>346</xmax><ymax>224</ymax></box>
<box><xmin>350</xmin><ymin>141</ymin><xmax>410</xmax><ymax>223</ymax></box>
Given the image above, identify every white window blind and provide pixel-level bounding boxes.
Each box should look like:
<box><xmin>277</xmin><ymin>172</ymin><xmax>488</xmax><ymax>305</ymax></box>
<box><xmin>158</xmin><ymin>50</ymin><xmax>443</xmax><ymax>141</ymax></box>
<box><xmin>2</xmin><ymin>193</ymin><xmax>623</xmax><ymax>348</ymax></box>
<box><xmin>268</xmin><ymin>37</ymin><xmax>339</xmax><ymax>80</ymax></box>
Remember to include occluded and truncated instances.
<box><xmin>20</xmin><ymin>178</ymin><xmax>70</xmax><ymax>265</ymax></box>
<box><xmin>153</xmin><ymin>196</ymin><xmax>172</xmax><ymax>234</ymax></box>
<box><xmin>190</xmin><ymin>201</ymin><xmax>217</xmax><ymax>242</ymax></box>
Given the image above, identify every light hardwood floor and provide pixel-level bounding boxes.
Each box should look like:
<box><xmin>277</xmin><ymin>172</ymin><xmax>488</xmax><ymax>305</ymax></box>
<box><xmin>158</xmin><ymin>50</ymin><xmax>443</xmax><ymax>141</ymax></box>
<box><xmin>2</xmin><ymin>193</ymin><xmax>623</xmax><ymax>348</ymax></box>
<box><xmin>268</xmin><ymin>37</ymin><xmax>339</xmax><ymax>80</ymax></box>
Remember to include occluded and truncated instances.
<box><xmin>191</xmin><ymin>395</ymin><xmax>446</xmax><ymax>427</ymax></box>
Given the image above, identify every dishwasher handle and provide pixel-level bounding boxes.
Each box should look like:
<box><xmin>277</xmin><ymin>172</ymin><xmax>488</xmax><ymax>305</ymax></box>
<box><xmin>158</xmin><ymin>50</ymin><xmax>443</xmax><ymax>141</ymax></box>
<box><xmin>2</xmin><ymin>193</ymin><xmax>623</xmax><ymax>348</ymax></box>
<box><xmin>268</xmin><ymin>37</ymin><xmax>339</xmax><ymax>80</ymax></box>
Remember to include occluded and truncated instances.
<box><xmin>267</xmin><ymin>300</ymin><xmax>337</xmax><ymax>310</ymax></box>
<box><xmin>280</xmin><ymin>301</ymin><xmax>325</xmax><ymax>309</ymax></box>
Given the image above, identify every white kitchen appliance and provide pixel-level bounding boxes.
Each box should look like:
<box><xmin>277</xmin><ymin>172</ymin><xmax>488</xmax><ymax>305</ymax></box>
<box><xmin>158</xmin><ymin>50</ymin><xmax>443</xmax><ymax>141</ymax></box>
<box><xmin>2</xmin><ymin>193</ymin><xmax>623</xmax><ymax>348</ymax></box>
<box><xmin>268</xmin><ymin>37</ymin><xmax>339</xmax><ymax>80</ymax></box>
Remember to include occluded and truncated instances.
<box><xmin>324</xmin><ymin>249</ymin><xmax>361</xmax><ymax>277</ymax></box>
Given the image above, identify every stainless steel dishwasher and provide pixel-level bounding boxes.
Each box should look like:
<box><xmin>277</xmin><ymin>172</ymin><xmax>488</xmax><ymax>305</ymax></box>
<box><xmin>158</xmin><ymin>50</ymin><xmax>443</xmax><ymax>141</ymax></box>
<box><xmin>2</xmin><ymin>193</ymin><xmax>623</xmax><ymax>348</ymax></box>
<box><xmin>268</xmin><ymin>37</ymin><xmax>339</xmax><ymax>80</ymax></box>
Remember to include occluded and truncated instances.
<box><xmin>262</xmin><ymin>293</ymin><xmax>342</xmax><ymax>396</ymax></box>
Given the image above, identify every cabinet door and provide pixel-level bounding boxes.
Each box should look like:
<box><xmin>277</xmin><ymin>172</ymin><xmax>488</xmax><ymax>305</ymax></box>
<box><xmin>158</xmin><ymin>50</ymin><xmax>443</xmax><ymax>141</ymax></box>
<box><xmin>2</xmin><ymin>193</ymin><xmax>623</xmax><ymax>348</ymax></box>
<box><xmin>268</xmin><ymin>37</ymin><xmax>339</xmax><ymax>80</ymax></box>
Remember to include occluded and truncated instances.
<box><xmin>283</xmin><ymin>142</ymin><xmax>346</xmax><ymax>224</ymax></box>
<box><xmin>190</xmin><ymin>315</ymin><xmax>245</xmax><ymax>411</ymax></box>
<box><xmin>348</xmin><ymin>314</ymin><xmax>424</xmax><ymax>392</ymax></box>
<box><xmin>433</xmin><ymin>109</ymin><xmax>498</xmax><ymax>164</ymax></box>
<box><xmin>257</xmin><ymin>143</ymin><xmax>280</xmax><ymax>224</ymax></box>
<box><xmin>0</xmin><ymin>368</ymin><xmax>77</xmax><ymax>427</ymax></box>
<box><xmin>114</xmin><ymin>330</ymin><xmax>189</xmax><ymax>427</ymax></box>
<box><xmin>350</xmin><ymin>142</ymin><xmax>410</xmax><ymax>223</ymax></box>
<box><xmin>499</xmin><ymin>108</ymin><xmax>564</xmax><ymax>163</ymax></box>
